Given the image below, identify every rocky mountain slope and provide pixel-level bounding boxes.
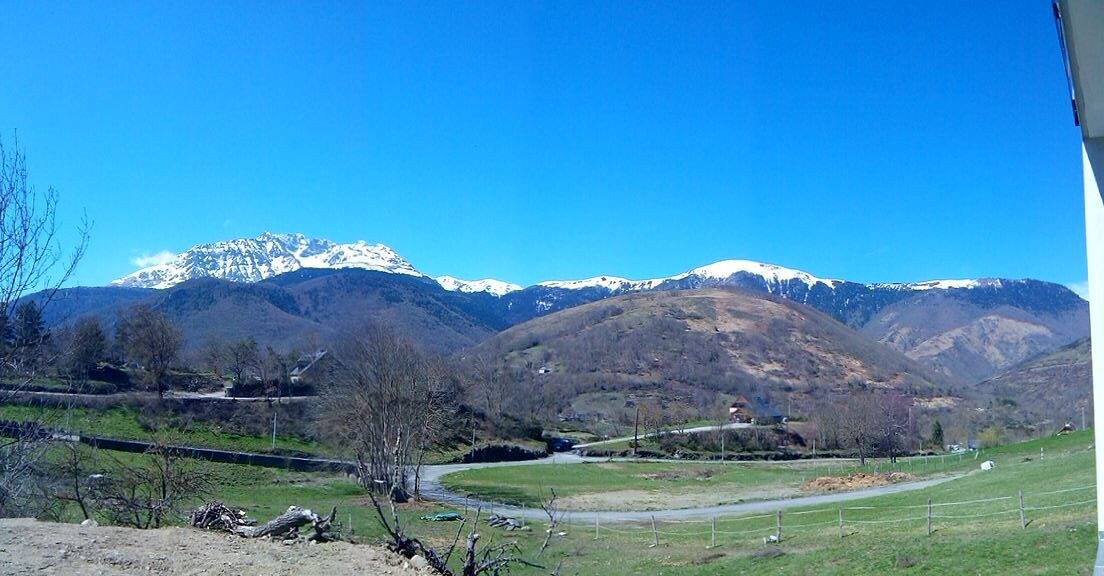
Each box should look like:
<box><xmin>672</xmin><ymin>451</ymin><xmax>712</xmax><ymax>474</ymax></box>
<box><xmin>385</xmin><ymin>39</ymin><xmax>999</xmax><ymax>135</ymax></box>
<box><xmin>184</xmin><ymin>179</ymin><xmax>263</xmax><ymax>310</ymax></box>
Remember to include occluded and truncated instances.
<box><xmin>859</xmin><ymin>282</ymin><xmax>1087</xmax><ymax>382</ymax></box>
<box><xmin>973</xmin><ymin>337</ymin><xmax>1092</xmax><ymax>425</ymax></box>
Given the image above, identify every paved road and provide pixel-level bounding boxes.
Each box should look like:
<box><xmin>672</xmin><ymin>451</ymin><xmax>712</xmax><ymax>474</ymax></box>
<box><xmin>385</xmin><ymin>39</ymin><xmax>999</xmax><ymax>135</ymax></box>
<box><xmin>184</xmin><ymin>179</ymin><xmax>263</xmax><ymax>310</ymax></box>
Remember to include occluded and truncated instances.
<box><xmin>574</xmin><ymin>422</ymin><xmax>751</xmax><ymax>449</ymax></box>
<box><xmin>419</xmin><ymin>455</ymin><xmax>961</xmax><ymax>523</ymax></box>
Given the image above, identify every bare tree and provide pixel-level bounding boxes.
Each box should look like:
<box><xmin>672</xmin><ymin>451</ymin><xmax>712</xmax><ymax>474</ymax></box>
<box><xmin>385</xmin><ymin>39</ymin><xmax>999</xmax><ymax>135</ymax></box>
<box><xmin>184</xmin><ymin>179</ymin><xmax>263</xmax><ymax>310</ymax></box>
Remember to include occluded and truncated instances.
<box><xmin>92</xmin><ymin>444</ymin><xmax>211</xmax><ymax>529</ymax></box>
<box><xmin>469</xmin><ymin>354</ymin><xmax>507</xmax><ymax>421</ymax></box>
<box><xmin>413</xmin><ymin>356</ymin><xmax>458</xmax><ymax>497</ymax></box>
<box><xmin>0</xmin><ymin>134</ymin><xmax>88</xmax><ymax>356</ymax></box>
<box><xmin>202</xmin><ymin>337</ymin><xmax>227</xmax><ymax>377</ymax></box>
<box><xmin>0</xmin><ymin>420</ymin><xmax>51</xmax><ymax>516</ymax></box>
<box><xmin>0</xmin><ymin>134</ymin><xmax>89</xmax><ymax>517</ymax></box>
<box><xmin>225</xmin><ymin>337</ymin><xmax>259</xmax><ymax>389</ymax></box>
<box><xmin>877</xmin><ymin>394</ymin><xmax>911</xmax><ymax>462</ymax></box>
<box><xmin>318</xmin><ymin>324</ymin><xmax>448</xmax><ymax>496</ymax></box>
<box><xmin>50</xmin><ymin>442</ymin><xmax>96</xmax><ymax>520</ymax></box>
<box><xmin>118</xmin><ymin>305</ymin><xmax>183</xmax><ymax>398</ymax></box>
<box><xmin>838</xmin><ymin>393</ymin><xmax>881</xmax><ymax>466</ymax></box>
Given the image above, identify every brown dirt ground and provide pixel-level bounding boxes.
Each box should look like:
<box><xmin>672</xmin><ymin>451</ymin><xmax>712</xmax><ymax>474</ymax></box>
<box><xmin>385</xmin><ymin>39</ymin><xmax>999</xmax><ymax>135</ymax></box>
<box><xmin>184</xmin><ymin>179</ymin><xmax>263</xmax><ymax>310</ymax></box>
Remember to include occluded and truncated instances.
<box><xmin>0</xmin><ymin>518</ymin><xmax>434</xmax><ymax>576</ymax></box>
<box><xmin>802</xmin><ymin>471</ymin><xmax>915</xmax><ymax>492</ymax></box>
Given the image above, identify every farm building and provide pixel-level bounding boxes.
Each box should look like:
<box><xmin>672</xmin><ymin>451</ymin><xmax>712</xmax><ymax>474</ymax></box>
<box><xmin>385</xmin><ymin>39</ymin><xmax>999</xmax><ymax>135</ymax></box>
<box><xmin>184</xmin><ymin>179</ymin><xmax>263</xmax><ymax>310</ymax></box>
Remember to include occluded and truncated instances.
<box><xmin>729</xmin><ymin>395</ymin><xmax>785</xmax><ymax>425</ymax></box>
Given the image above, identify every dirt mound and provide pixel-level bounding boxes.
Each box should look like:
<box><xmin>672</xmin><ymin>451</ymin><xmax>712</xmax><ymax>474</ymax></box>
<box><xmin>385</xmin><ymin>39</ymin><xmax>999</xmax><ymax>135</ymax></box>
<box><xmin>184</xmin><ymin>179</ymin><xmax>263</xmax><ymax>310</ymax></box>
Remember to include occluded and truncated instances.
<box><xmin>802</xmin><ymin>471</ymin><xmax>915</xmax><ymax>492</ymax></box>
<box><xmin>0</xmin><ymin>518</ymin><xmax>432</xmax><ymax>576</ymax></box>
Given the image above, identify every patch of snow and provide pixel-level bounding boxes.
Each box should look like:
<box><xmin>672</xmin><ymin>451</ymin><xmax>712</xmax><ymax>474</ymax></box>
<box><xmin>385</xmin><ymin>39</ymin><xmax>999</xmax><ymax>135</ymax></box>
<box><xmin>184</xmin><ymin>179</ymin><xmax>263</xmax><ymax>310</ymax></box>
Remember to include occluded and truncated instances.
<box><xmin>538</xmin><ymin>276</ymin><xmax>639</xmax><ymax>292</ymax></box>
<box><xmin>873</xmin><ymin>278</ymin><xmax>1002</xmax><ymax>291</ymax></box>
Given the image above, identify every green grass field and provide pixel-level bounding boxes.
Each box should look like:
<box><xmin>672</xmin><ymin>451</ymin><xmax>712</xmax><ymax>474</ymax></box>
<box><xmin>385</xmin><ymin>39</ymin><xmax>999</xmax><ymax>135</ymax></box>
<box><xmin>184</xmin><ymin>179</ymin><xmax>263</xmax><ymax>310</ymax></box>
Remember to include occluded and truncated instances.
<box><xmin>0</xmin><ymin>403</ymin><xmax>328</xmax><ymax>455</ymax></box>
<box><xmin>426</xmin><ymin>431</ymin><xmax>1097</xmax><ymax>574</ymax></box>
<box><xmin>441</xmin><ymin>448</ymin><xmax>992</xmax><ymax>511</ymax></box>
<box><xmin>0</xmin><ymin>402</ymin><xmax>476</xmax><ymax>464</ymax></box>
<box><xmin>33</xmin><ymin>429</ymin><xmax>1100</xmax><ymax>574</ymax></box>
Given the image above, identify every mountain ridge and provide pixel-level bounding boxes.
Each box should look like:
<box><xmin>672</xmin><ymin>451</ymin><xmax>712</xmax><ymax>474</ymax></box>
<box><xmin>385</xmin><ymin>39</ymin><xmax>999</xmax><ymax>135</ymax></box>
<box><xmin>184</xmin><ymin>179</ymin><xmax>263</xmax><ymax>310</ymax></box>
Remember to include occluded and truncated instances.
<box><xmin>111</xmin><ymin>233</ymin><xmax>1082</xmax><ymax>303</ymax></box>
<box><xmin>80</xmin><ymin>232</ymin><xmax>1091</xmax><ymax>384</ymax></box>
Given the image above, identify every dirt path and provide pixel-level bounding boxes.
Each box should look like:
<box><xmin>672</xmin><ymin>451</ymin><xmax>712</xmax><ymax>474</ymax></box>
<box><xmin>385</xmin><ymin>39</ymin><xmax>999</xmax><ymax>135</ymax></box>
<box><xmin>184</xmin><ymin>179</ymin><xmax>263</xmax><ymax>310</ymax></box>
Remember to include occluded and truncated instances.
<box><xmin>0</xmin><ymin>518</ymin><xmax>430</xmax><ymax>576</ymax></box>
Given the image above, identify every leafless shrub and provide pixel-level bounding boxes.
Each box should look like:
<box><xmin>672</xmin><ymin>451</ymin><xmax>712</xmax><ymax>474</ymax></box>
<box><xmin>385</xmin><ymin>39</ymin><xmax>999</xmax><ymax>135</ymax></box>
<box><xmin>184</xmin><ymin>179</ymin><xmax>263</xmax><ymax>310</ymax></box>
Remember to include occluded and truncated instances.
<box><xmin>91</xmin><ymin>444</ymin><xmax>212</xmax><ymax>529</ymax></box>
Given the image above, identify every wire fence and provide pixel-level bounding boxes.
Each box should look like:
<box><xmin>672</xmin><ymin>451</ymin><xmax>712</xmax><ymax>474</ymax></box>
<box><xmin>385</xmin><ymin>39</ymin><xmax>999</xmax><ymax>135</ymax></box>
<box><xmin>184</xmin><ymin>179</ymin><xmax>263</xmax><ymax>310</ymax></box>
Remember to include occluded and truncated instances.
<box><xmin>572</xmin><ymin>483</ymin><xmax>1097</xmax><ymax>549</ymax></box>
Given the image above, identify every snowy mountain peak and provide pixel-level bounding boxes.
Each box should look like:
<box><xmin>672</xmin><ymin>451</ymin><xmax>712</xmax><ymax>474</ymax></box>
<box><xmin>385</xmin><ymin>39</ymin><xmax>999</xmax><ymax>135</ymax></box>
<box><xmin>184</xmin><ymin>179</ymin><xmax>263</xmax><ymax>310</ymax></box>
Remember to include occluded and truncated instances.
<box><xmin>112</xmin><ymin>232</ymin><xmax>424</xmax><ymax>289</ymax></box>
<box><xmin>436</xmin><ymin>276</ymin><xmax>522</xmax><ymax>297</ymax></box>
<box><xmin>535</xmin><ymin>260</ymin><xmax>841</xmax><ymax>294</ymax></box>
<box><xmin>676</xmin><ymin>259</ymin><xmax>842</xmax><ymax>288</ymax></box>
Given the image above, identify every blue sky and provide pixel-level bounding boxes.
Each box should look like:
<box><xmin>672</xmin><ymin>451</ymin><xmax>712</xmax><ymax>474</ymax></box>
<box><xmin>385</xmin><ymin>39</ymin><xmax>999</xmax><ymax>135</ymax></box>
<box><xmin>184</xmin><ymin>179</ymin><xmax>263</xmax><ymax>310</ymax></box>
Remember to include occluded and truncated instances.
<box><xmin>0</xmin><ymin>1</ymin><xmax>1089</xmax><ymax>292</ymax></box>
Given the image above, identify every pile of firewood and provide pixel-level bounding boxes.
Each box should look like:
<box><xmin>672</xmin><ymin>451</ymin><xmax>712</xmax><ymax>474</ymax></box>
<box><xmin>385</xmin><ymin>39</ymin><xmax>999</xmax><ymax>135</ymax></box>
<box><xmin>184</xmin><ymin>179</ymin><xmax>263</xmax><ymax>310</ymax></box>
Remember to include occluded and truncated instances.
<box><xmin>190</xmin><ymin>502</ymin><xmax>256</xmax><ymax>531</ymax></box>
<box><xmin>191</xmin><ymin>502</ymin><xmax>338</xmax><ymax>543</ymax></box>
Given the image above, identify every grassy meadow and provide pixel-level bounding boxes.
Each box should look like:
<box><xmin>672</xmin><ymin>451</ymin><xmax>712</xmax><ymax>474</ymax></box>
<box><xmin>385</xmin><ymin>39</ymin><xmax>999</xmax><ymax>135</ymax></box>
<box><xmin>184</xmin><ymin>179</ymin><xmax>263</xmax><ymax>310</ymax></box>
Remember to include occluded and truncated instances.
<box><xmin>26</xmin><ymin>424</ymin><xmax>1099</xmax><ymax>574</ymax></box>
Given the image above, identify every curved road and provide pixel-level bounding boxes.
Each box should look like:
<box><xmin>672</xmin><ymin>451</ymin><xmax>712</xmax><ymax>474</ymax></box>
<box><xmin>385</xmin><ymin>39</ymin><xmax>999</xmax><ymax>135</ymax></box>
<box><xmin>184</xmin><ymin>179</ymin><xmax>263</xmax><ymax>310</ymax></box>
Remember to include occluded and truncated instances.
<box><xmin>420</xmin><ymin>454</ymin><xmax>961</xmax><ymax>523</ymax></box>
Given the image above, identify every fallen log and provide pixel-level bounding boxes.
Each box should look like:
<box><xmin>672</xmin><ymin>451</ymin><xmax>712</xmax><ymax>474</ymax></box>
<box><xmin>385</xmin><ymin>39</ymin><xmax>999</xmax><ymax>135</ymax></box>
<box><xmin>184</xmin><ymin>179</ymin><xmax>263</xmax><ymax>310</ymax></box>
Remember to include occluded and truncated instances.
<box><xmin>232</xmin><ymin>505</ymin><xmax>338</xmax><ymax>541</ymax></box>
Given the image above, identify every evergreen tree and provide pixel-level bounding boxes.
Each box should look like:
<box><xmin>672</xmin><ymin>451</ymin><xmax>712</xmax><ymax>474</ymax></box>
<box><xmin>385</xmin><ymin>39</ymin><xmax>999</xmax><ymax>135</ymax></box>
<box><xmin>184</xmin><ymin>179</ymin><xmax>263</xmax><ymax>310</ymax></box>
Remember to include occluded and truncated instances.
<box><xmin>12</xmin><ymin>300</ymin><xmax>48</xmax><ymax>373</ymax></box>
<box><xmin>70</xmin><ymin>316</ymin><xmax>107</xmax><ymax>384</ymax></box>
<box><xmin>931</xmin><ymin>419</ymin><xmax>944</xmax><ymax>450</ymax></box>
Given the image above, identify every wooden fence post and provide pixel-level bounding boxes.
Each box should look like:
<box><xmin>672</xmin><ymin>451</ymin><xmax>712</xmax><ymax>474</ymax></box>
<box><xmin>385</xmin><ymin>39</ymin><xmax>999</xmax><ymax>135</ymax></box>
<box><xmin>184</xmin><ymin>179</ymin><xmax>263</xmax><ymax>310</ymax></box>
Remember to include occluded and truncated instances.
<box><xmin>711</xmin><ymin>516</ymin><xmax>717</xmax><ymax>548</ymax></box>
<box><xmin>838</xmin><ymin>507</ymin><xmax>844</xmax><ymax>539</ymax></box>
<box><xmin>1019</xmin><ymin>490</ymin><xmax>1026</xmax><ymax>529</ymax></box>
<box><xmin>650</xmin><ymin>515</ymin><xmax>659</xmax><ymax>548</ymax></box>
<box><xmin>594</xmin><ymin>515</ymin><xmax>599</xmax><ymax>540</ymax></box>
<box><xmin>777</xmin><ymin>510</ymin><xmax>783</xmax><ymax>541</ymax></box>
<box><xmin>927</xmin><ymin>498</ymin><xmax>932</xmax><ymax>536</ymax></box>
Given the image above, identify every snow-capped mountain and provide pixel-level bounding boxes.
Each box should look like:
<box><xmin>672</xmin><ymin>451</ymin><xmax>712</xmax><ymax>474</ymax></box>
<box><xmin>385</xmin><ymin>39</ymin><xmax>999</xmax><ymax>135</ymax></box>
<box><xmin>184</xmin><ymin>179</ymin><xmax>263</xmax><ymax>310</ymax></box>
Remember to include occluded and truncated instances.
<box><xmin>113</xmin><ymin>233</ymin><xmax>425</xmax><ymax>289</ymax></box>
<box><xmin>110</xmin><ymin>233</ymin><xmax>1084</xmax><ymax>330</ymax></box>
<box><xmin>90</xmin><ymin>232</ymin><xmax>1092</xmax><ymax>383</ymax></box>
<box><xmin>436</xmin><ymin>276</ymin><xmax>522</xmax><ymax>297</ymax></box>
<box><xmin>536</xmin><ymin>260</ymin><xmax>841</xmax><ymax>294</ymax></box>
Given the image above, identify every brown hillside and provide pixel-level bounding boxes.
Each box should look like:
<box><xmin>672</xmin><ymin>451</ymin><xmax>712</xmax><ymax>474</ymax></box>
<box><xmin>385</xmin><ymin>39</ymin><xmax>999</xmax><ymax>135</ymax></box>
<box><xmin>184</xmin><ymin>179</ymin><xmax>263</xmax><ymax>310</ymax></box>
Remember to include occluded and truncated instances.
<box><xmin>861</xmin><ymin>291</ymin><xmax>1088</xmax><ymax>384</ymax></box>
<box><xmin>468</xmin><ymin>288</ymin><xmax>954</xmax><ymax>428</ymax></box>
<box><xmin>973</xmin><ymin>337</ymin><xmax>1092</xmax><ymax>426</ymax></box>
